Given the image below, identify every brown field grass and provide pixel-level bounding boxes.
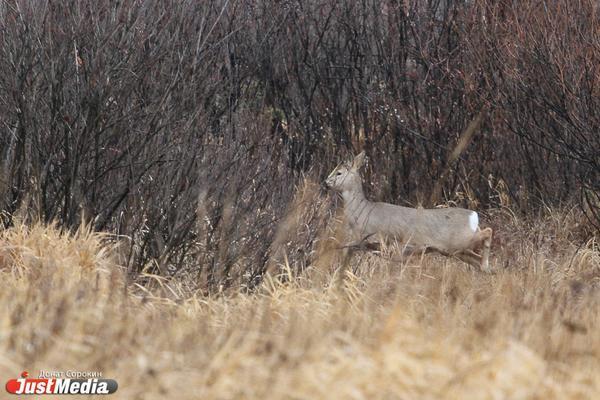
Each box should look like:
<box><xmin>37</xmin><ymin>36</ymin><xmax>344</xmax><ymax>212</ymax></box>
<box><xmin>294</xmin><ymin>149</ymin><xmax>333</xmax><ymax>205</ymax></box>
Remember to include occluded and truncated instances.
<box><xmin>0</xmin><ymin>205</ymin><xmax>599</xmax><ymax>399</ymax></box>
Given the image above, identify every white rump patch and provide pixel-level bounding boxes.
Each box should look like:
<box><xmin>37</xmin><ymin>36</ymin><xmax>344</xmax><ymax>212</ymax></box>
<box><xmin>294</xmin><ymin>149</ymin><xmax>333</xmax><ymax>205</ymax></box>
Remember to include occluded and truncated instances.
<box><xmin>469</xmin><ymin>212</ymin><xmax>479</xmax><ymax>232</ymax></box>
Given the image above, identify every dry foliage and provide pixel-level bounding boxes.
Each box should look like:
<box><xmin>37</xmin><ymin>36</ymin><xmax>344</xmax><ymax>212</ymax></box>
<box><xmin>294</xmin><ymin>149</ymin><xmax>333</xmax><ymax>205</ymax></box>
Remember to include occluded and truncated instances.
<box><xmin>1</xmin><ymin>206</ymin><xmax>598</xmax><ymax>399</ymax></box>
<box><xmin>1</xmin><ymin>0</ymin><xmax>598</xmax><ymax>291</ymax></box>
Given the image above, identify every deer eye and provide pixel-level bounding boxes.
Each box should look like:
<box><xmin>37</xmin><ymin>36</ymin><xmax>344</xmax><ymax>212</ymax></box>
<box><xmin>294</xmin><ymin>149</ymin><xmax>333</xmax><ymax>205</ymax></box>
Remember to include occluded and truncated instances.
<box><xmin>337</xmin><ymin>171</ymin><xmax>342</xmax><ymax>175</ymax></box>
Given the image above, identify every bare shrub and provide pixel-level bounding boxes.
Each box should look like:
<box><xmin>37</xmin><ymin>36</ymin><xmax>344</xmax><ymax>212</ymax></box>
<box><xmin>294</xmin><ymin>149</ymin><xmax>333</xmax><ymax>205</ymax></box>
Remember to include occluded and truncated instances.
<box><xmin>0</xmin><ymin>0</ymin><xmax>597</xmax><ymax>291</ymax></box>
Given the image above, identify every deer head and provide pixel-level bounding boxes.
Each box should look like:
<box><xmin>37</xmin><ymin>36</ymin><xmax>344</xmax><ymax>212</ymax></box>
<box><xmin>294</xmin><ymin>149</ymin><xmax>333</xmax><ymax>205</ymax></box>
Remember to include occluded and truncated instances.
<box><xmin>325</xmin><ymin>152</ymin><xmax>366</xmax><ymax>193</ymax></box>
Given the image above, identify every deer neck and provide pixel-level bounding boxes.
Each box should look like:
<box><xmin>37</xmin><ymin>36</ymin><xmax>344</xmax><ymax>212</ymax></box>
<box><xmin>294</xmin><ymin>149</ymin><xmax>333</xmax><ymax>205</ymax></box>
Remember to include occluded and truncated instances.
<box><xmin>341</xmin><ymin>184</ymin><xmax>367</xmax><ymax>213</ymax></box>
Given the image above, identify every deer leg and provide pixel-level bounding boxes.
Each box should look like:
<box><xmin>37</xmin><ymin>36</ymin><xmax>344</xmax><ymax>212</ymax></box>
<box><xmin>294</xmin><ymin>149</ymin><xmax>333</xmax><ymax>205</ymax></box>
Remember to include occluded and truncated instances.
<box><xmin>479</xmin><ymin>228</ymin><xmax>493</xmax><ymax>273</ymax></box>
<box><xmin>398</xmin><ymin>244</ymin><xmax>420</xmax><ymax>256</ymax></box>
<box><xmin>428</xmin><ymin>248</ymin><xmax>474</xmax><ymax>269</ymax></box>
<box><xmin>393</xmin><ymin>244</ymin><xmax>429</xmax><ymax>261</ymax></box>
<box><xmin>335</xmin><ymin>246</ymin><xmax>353</xmax><ymax>288</ymax></box>
<box><xmin>342</xmin><ymin>238</ymin><xmax>381</xmax><ymax>252</ymax></box>
<box><xmin>337</xmin><ymin>231</ymin><xmax>375</xmax><ymax>284</ymax></box>
<box><xmin>454</xmin><ymin>251</ymin><xmax>482</xmax><ymax>270</ymax></box>
<box><xmin>425</xmin><ymin>247</ymin><xmax>481</xmax><ymax>272</ymax></box>
<box><xmin>466</xmin><ymin>228</ymin><xmax>493</xmax><ymax>272</ymax></box>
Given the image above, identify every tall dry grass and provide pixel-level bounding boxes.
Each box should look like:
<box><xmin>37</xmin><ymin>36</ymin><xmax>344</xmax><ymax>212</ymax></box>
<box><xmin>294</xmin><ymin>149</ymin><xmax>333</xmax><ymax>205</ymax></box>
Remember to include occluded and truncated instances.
<box><xmin>0</xmin><ymin>204</ymin><xmax>598</xmax><ymax>399</ymax></box>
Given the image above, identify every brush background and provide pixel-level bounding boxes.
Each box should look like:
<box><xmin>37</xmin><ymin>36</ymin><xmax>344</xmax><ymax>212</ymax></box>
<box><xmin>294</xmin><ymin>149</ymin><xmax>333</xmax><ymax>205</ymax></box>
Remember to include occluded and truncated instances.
<box><xmin>0</xmin><ymin>0</ymin><xmax>598</xmax><ymax>289</ymax></box>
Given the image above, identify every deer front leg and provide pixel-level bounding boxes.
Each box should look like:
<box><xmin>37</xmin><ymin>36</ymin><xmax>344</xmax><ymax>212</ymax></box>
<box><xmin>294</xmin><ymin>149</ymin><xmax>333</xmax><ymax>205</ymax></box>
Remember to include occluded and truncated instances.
<box><xmin>336</xmin><ymin>224</ymin><xmax>359</xmax><ymax>285</ymax></box>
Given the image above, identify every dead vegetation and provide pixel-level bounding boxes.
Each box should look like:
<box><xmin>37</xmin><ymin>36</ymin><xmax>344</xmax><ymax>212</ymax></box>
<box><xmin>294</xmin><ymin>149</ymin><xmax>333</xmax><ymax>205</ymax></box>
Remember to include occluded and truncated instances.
<box><xmin>0</xmin><ymin>199</ymin><xmax>598</xmax><ymax>399</ymax></box>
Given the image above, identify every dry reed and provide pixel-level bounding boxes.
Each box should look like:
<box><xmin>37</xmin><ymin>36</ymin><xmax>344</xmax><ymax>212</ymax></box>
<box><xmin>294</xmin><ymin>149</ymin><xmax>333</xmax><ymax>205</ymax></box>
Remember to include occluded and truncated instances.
<box><xmin>0</xmin><ymin>206</ymin><xmax>598</xmax><ymax>399</ymax></box>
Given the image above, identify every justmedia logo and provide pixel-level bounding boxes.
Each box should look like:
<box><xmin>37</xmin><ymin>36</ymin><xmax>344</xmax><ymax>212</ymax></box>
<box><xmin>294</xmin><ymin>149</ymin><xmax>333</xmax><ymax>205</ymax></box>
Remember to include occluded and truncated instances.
<box><xmin>6</xmin><ymin>371</ymin><xmax>118</xmax><ymax>395</ymax></box>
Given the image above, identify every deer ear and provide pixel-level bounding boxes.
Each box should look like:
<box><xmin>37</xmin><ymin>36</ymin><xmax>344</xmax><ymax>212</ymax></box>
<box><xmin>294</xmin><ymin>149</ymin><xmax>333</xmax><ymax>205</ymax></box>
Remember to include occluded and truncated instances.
<box><xmin>352</xmin><ymin>151</ymin><xmax>366</xmax><ymax>170</ymax></box>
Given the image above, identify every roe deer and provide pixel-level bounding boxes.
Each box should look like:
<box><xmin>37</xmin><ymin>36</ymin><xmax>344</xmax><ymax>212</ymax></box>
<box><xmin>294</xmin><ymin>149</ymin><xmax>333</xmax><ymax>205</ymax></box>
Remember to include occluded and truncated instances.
<box><xmin>325</xmin><ymin>152</ymin><xmax>493</xmax><ymax>272</ymax></box>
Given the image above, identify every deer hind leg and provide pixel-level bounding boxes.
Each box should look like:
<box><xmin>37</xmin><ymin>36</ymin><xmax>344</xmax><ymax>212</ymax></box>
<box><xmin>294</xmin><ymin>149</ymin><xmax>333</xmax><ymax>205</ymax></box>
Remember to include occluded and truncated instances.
<box><xmin>421</xmin><ymin>247</ymin><xmax>477</xmax><ymax>270</ymax></box>
<box><xmin>473</xmin><ymin>227</ymin><xmax>493</xmax><ymax>273</ymax></box>
<box><xmin>455</xmin><ymin>251</ymin><xmax>482</xmax><ymax>270</ymax></box>
<box><xmin>482</xmin><ymin>227</ymin><xmax>493</xmax><ymax>272</ymax></box>
<box><xmin>392</xmin><ymin>244</ymin><xmax>430</xmax><ymax>264</ymax></box>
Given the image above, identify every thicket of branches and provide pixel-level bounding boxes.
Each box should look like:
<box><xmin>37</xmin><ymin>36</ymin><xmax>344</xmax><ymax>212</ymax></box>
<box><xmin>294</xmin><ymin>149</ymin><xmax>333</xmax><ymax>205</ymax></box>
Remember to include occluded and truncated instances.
<box><xmin>0</xmin><ymin>0</ymin><xmax>598</xmax><ymax>290</ymax></box>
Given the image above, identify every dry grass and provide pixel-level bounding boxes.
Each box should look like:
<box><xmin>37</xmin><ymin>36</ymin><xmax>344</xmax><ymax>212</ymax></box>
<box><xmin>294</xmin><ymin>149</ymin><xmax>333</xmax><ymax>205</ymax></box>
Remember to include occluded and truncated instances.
<box><xmin>0</xmin><ymin>207</ymin><xmax>599</xmax><ymax>399</ymax></box>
